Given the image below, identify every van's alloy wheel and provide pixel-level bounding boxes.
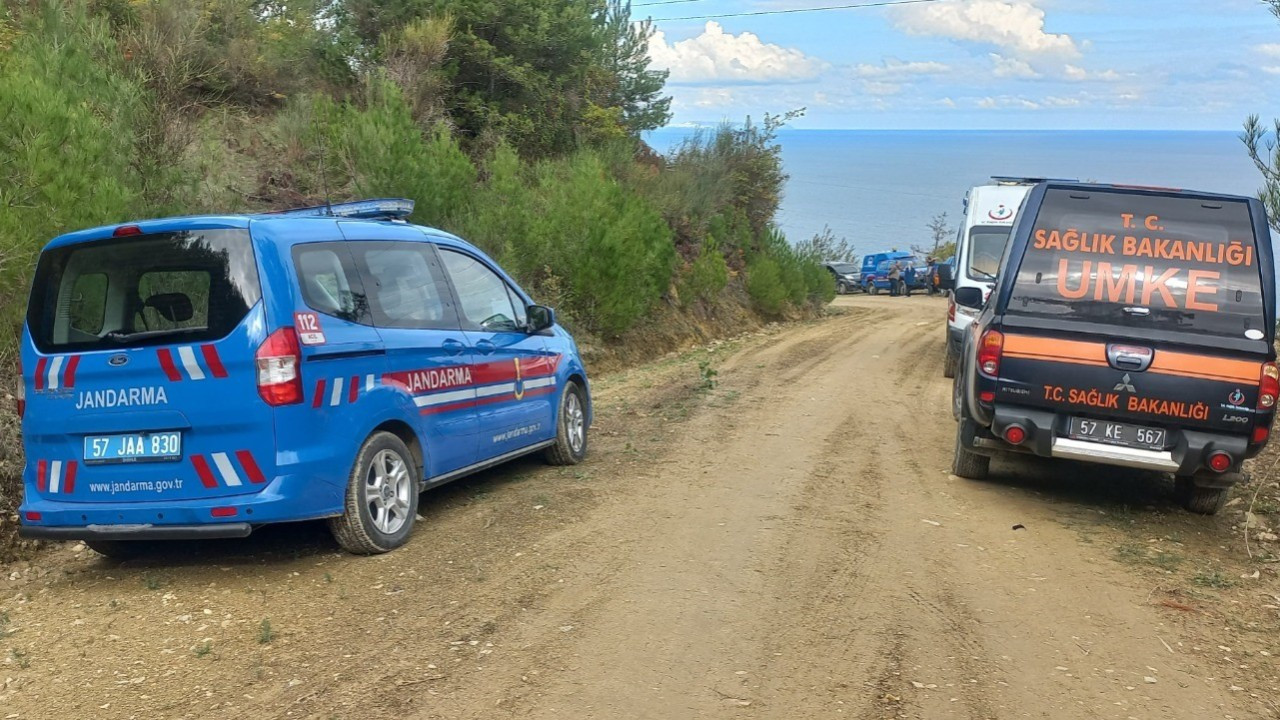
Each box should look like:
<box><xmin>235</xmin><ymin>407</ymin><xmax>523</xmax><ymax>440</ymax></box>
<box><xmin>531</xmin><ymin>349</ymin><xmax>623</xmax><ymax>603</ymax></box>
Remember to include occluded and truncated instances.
<box><xmin>545</xmin><ymin>381</ymin><xmax>588</xmax><ymax>466</ymax></box>
<box><xmin>329</xmin><ymin>432</ymin><xmax>419</xmax><ymax>554</ymax></box>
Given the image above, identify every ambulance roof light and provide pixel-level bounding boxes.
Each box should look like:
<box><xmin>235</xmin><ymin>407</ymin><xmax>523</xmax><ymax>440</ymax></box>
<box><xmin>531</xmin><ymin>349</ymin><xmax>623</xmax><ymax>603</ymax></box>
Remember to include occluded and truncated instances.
<box><xmin>990</xmin><ymin>176</ymin><xmax>1078</xmax><ymax>185</ymax></box>
<box><xmin>262</xmin><ymin>198</ymin><xmax>415</xmax><ymax>221</ymax></box>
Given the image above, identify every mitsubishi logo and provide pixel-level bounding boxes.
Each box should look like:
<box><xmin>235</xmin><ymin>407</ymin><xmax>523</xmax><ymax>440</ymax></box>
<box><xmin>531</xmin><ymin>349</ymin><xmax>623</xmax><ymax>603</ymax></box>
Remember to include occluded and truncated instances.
<box><xmin>1113</xmin><ymin>374</ymin><xmax>1136</xmax><ymax>393</ymax></box>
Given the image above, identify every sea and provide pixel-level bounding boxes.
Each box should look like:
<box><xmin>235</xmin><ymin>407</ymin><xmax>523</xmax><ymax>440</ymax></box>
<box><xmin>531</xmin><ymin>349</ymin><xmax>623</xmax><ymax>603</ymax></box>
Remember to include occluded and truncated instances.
<box><xmin>644</xmin><ymin>129</ymin><xmax>1264</xmax><ymax>256</ymax></box>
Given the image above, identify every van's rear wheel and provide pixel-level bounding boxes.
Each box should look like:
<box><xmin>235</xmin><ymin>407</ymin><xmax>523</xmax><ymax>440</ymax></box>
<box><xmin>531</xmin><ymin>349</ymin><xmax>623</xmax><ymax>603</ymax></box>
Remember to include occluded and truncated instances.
<box><xmin>1175</xmin><ymin>477</ymin><xmax>1229</xmax><ymax>515</ymax></box>
<box><xmin>545</xmin><ymin>381</ymin><xmax>588</xmax><ymax>466</ymax></box>
<box><xmin>328</xmin><ymin>432</ymin><xmax>419</xmax><ymax>554</ymax></box>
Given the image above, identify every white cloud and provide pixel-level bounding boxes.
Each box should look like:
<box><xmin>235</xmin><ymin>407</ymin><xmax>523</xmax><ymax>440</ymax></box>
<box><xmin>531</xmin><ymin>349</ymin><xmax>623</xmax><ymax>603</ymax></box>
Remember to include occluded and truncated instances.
<box><xmin>692</xmin><ymin>88</ymin><xmax>736</xmax><ymax>108</ymax></box>
<box><xmin>893</xmin><ymin>0</ymin><xmax>1079</xmax><ymax>58</ymax></box>
<box><xmin>937</xmin><ymin>97</ymin><xmax>958</xmax><ymax>108</ymax></box>
<box><xmin>1265</xmin><ymin>66</ymin><xmax>1280</xmax><ymax>75</ymax></box>
<box><xmin>1043</xmin><ymin>95</ymin><xmax>1083</xmax><ymax>107</ymax></box>
<box><xmin>853</xmin><ymin>59</ymin><xmax>951</xmax><ymax>80</ymax></box>
<box><xmin>862</xmin><ymin>81</ymin><xmax>903</xmax><ymax>96</ymax></box>
<box><xmin>976</xmin><ymin>95</ymin><xmax>1042</xmax><ymax>110</ymax></box>
<box><xmin>648</xmin><ymin>22</ymin><xmax>828</xmax><ymax>84</ymax></box>
<box><xmin>1257</xmin><ymin>43</ymin><xmax>1280</xmax><ymax>58</ymax></box>
<box><xmin>1064</xmin><ymin>64</ymin><xmax>1122</xmax><ymax>82</ymax></box>
<box><xmin>990</xmin><ymin>53</ymin><xmax>1040</xmax><ymax>78</ymax></box>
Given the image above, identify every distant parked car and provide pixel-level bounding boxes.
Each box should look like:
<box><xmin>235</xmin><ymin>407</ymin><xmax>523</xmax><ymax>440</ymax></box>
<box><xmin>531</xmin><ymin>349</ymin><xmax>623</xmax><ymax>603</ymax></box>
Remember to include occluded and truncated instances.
<box><xmin>824</xmin><ymin>261</ymin><xmax>862</xmax><ymax>294</ymax></box>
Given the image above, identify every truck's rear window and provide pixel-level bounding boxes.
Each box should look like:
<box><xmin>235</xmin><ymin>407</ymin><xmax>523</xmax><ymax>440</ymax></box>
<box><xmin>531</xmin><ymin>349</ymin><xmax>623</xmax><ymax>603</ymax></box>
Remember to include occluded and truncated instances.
<box><xmin>1008</xmin><ymin>189</ymin><xmax>1265</xmax><ymax>339</ymax></box>
<box><xmin>27</xmin><ymin>229</ymin><xmax>261</xmax><ymax>352</ymax></box>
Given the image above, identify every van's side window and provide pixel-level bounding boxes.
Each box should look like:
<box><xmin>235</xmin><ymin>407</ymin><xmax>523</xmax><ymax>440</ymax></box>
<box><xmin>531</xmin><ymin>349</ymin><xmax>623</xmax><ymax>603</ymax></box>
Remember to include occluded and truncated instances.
<box><xmin>438</xmin><ymin>250</ymin><xmax>520</xmax><ymax>332</ymax></box>
<box><xmin>348</xmin><ymin>242</ymin><xmax>457</xmax><ymax>330</ymax></box>
<box><xmin>293</xmin><ymin>245</ymin><xmax>370</xmax><ymax>324</ymax></box>
<box><xmin>68</xmin><ymin>273</ymin><xmax>108</xmax><ymax>336</ymax></box>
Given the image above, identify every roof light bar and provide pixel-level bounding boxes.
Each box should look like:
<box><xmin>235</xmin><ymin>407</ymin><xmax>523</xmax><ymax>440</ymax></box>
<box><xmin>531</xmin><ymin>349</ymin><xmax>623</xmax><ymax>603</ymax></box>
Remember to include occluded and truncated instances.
<box><xmin>264</xmin><ymin>198</ymin><xmax>415</xmax><ymax>220</ymax></box>
<box><xmin>990</xmin><ymin>176</ymin><xmax>1078</xmax><ymax>185</ymax></box>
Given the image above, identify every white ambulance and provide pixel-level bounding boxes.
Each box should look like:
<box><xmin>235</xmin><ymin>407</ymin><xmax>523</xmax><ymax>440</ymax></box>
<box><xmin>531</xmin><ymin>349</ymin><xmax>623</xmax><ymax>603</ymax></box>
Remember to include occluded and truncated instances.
<box><xmin>942</xmin><ymin>177</ymin><xmax>1045</xmax><ymax>377</ymax></box>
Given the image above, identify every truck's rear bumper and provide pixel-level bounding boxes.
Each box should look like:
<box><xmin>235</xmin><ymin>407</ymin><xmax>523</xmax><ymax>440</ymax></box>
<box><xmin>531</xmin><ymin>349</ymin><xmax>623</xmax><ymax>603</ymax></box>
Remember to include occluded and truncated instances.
<box><xmin>971</xmin><ymin>405</ymin><xmax>1250</xmax><ymax>484</ymax></box>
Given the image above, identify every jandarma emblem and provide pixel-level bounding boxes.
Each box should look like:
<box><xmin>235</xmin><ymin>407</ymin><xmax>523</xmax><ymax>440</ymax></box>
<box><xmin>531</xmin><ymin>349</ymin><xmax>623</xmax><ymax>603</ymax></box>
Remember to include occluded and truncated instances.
<box><xmin>1113</xmin><ymin>374</ymin><xmax>1136</xmax><ymax>393</ymax></box>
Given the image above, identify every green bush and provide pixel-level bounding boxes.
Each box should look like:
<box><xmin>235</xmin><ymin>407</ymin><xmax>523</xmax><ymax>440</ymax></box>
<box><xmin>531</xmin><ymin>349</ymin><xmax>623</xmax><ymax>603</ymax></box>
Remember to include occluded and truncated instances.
<box><xmin>680</xmin><ymin>238</ymin><xmax>730</xmax><ymax>305</ymax></box>
<box><xmin>746</xmin><ymin>257</ymin><xmax>788</xmax><ymax>316</ymax></box>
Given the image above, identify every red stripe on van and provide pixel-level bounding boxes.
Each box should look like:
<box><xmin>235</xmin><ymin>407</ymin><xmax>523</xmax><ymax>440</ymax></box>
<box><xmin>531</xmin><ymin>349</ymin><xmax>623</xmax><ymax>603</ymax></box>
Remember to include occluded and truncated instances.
<box><xmin>63</xmin><ymin>356</ymin><xmax>80</xmax><ymax>388</ymax></box>
<box><xmin>157</xmin><ymin>349</ymin><xmax>182</xmax><ymax>381</ymax></box>
<box><xmin>63</xmin><ymin>461</ymin><xmax>77</xmax><ymax>493</ymax></box>
<box><xmin>349</xmin><ymin>376</ymin><xmax>359</xmax><ymax>404</ymax></box>
<box><xmin>201</xmin><ymin>344</ymin><xmax>228</xmax><ymax>379</ymax></box>
<box><xmin>34</xmin><ymin>358</ymin><xmax>47</xmax><ymax>391</ymax></box>
<box><xmin>235</xmin><ymin>450</ymin><xmax>266</xmax><ymax>484</ymax></box>
<box><xmin>36</xmin><ymin>459</ymin><xmax>47</xmax><ymax>492</ymax></box>
<box><xmin>190</xmin><ymin>455</ymin><xmax>218</xmax><ymax>489</ymax></box>
<box><xmin>312</xmin><ymin>379</ymin><xmax>327</xmax><ymax>408</ymax></box>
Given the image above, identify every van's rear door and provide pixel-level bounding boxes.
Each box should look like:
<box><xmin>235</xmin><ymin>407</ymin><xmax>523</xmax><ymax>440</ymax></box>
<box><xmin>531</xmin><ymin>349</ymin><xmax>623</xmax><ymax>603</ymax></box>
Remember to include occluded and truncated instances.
<box><xmin>22</xmin><ymin>224</ymin><xmax>276</xmax><ymax>504</ymax></box>
<box><xmin>996</xmin><ymin>188</ymin><xmax>1271</xmax><ymax>434</ymax></box>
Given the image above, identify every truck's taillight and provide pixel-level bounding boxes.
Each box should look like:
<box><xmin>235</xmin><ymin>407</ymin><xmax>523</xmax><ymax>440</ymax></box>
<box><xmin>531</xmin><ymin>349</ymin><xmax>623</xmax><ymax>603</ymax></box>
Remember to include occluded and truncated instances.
<box><xmin>1259</xmin><ymin>362</ymin><xmax>1279</xmax><ymax>410</ymax></box>
<box><xmin>977</xmin><ymin>329</ymin><xmax>1004</xmax><ymax>377</ymax></box>
<box><xmin>15</xmin><ymin>355</ymin><xmax>25</xmax><ymax>419</ymax></box>
<box><xmin>256</xmin><ymin>328</ymin><xmax>303</xmax><ymax>406</ymax></box>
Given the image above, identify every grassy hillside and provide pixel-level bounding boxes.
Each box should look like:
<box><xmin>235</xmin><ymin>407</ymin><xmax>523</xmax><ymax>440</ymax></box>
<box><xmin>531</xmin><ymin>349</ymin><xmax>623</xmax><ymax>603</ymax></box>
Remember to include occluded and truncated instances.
<box><xmin>0</xmin><ymin>0</ymin><xmax>834</xmax><ymax>558</ymax></box>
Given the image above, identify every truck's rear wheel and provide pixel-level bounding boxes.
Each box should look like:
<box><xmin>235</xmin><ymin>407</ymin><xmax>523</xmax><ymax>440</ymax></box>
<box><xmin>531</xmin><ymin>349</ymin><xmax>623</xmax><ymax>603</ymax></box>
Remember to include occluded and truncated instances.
<box><xmin>328</xmin><ymin>432</ymin><xmax>419</xmax><ymax>554</ymax></box>
<box><xmin>1175</xmin><ymin>478</ymin><xmax>1229</xmax><ymax>515</ymax></box>
<box><xmin>951</xmin><ymin>418</ymin><xmax>991</xmax><ymax>479</ymax></box>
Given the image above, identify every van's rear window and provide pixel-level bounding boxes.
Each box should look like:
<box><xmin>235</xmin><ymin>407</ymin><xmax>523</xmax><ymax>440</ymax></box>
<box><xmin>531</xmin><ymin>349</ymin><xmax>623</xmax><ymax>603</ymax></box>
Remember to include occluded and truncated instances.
<box><xmin>1008</xmin><ymin>189</ymin><xmax>1265</xmax><ymax>339</ymax></box>
<box><xmin>27</xmin><ymin>229</ymin><xmax>261</xmax><ymax>352</ymax></box>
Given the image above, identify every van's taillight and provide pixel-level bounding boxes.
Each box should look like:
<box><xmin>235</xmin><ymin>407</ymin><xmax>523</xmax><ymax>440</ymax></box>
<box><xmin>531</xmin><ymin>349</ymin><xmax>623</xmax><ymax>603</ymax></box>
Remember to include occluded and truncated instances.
<box><xmin>1259</xmin><ymin>362</ymin><xmax>1279</xmax><ymax>410</ymax></box>
<box><xmin>256</xmin><ymin>328</ymin><xmax>303</xmax><ymax>406</ymax></box>
<box><xmin>113</xmin><ymin>225</ymin><xmax>143</xmax><ymax>237</ymax></box>
<box><xmin>15</xmin><ymin>355</ymin><xmax>25</xmax><ymax>419</ymax></box>
<box><xmin>977</xmin><ymin>329</ymin><xmax>1004</xmax><ymax>377</ymax></box>
<box><xmin>947</xmin><ymin>298</ymin><xmax>956</xmax><ymax>323</ymax></box>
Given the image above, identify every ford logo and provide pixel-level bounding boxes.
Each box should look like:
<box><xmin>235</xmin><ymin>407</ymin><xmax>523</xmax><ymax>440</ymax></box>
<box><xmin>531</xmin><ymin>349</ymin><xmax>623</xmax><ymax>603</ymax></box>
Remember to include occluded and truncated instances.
<box><xmin>108</xmin><ymin>354</ymin><xmax>129</xmax><ymax>367</ymax></box>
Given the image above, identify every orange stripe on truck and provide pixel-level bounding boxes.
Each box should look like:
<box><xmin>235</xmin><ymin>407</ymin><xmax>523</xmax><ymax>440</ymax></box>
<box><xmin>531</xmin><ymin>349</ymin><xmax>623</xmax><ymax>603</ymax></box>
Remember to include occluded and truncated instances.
<box><xmin>1002</xmin><ymin>334</ymin><xmax>1260</xmax><ymax>385</ymax></box>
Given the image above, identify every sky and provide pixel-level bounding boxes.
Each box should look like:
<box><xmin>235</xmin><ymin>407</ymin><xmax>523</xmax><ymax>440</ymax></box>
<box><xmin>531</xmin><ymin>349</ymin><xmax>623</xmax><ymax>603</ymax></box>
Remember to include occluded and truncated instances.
<box><xmin>640</xmin><ymin>0</ymin><xmax>1280</xmax><ymax>130</ymax></box>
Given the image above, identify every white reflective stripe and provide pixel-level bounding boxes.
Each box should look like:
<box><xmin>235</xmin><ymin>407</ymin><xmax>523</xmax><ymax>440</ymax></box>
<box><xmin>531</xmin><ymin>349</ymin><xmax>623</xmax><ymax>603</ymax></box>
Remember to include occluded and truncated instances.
<box><xmin>475</xmin><ymin>382</ymin><xmax>516</xmax><ymax>398</ymax></box>
<box><xmin>49</xmin><ymin>460</ymin><xmax>62</xmax><ymax>494</ymax></box>
<box><xmin>330</xmin><ymin>377</ymin><xmax>344</xmax><ymax>406</ymax></box>
<box><xmin>413</xmin><ymin>388</ymin><xmax>477</xmax><ymax>407</ymax></box>
<box><xmin>523</xmin><ymin>377</ymin><xmax>556</xmax><ymax>390</ymax></box>
<box><xmin>211</xmin><ymin>452</ymin><xmax>242</xmax><ymax>486</ymax></box>
<box><xmin>177</xmin><ymin>346</ymin><xmax>206</xmax><ymax>381</ymax></box>
<box><xmin>365</xmin><ymin>374</ymin><xmax>375</xmax><ymax>392</ymax></box>
<box><xmin>46</xmin><ymin>356</ymin><xmax>64</xmax><ymax>390</ymax></box>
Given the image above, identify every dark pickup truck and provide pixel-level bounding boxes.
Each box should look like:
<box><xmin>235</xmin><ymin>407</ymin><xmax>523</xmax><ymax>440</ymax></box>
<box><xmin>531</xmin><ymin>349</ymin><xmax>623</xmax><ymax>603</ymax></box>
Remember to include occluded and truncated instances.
<box><xmin>949</xmin><ymin>182</ymin><xmax>1276</xmax><ymax>514</ymax></box>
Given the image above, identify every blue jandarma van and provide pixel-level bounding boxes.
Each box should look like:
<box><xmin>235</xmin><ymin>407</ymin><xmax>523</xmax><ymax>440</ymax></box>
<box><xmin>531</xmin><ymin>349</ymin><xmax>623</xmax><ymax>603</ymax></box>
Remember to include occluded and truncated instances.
<box><xmin>18</xmin><ymin>199</ymin><xmax>591</xmax><ymax>555</ymax></box>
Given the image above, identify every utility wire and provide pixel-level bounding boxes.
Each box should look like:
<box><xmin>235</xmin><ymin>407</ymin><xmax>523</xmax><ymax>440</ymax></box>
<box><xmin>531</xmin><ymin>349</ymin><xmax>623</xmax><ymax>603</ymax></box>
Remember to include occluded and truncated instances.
<box><xmin>634</xmin><ymin>0</ymin><xmax>710</xmax><ymax>6</ymax></box>
<box><xmin>645</xmin><ymin>0</ymin><xmax>942</xmax><ymax>22</ymax></box>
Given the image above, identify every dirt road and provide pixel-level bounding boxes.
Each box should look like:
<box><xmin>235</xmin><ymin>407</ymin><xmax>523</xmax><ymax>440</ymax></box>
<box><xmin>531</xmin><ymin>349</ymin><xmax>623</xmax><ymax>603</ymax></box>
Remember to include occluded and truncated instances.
<box><xmin>2</xmin><ymin>295</ymin><xmax>1278</xmax><ymax>719</ymax></box>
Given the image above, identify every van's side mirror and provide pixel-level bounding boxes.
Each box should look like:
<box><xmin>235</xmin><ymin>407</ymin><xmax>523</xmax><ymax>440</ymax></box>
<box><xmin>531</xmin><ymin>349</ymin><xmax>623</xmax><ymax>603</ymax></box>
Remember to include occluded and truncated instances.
<box><xmin>527</xmin><ymin>305</ymin><xmax>555</xmax><ymax>333</ymax></box>
<box><xmin>937</xmin><ymin>264</ymin><xmax>955</xmax><ymax>290</ymax></box>
<box><xmin>953</xmin><ymin>286</ymin><xmax>984</xmax><ymax>309</ymax></box>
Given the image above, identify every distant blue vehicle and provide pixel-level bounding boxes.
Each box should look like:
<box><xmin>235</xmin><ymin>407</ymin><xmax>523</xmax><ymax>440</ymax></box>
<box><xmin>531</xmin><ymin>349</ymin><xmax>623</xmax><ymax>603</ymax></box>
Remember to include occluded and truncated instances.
<box><xmin>859</xmin><ymin>251</ymin><xmax>914</xmax><ymax>294</ymax></box>
<box><xmin>871</xmin><ymin>256</ymin><xmax>932</xmax><ymax>295</ymax></box>
<box><xmin>19</xmin><ymin>198</ymin><xmax>592</xmax><ymax>556</ymax></box>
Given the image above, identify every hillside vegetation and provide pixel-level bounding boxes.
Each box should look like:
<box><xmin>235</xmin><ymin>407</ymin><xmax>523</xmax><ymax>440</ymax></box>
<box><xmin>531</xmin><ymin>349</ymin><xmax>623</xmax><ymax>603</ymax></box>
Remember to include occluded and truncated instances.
<box><xmin>0</xmin><ymin>0</ymin><xmax>834</xmax><ymax>558</ymax></box>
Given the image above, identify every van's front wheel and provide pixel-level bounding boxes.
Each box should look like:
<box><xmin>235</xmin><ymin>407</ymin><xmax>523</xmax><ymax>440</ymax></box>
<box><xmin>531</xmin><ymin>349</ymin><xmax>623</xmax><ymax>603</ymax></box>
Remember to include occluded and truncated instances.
<box><xmin>329</xmin><ymin>432</ymin><xmax>419</xmax><ymax>554</ymax></box>
<box><xmin>1175</xmin><ymin>477</ymin><xmax>1229</xmax><ymax>516</ymax></box>
<box><xmin>545</xmin><ymin>381</ymin><xmax>588</xmax><ymax>466</ymax></box>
